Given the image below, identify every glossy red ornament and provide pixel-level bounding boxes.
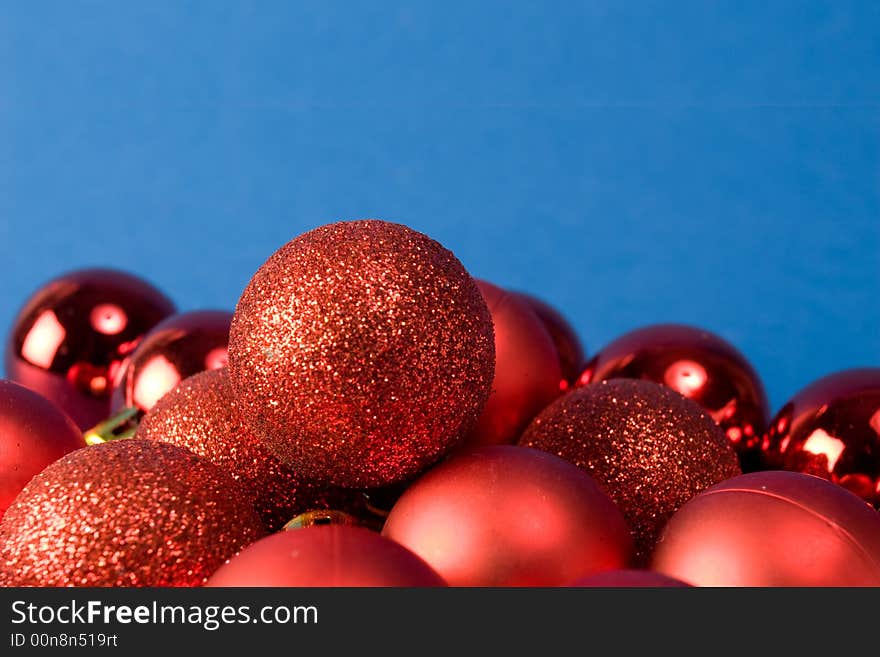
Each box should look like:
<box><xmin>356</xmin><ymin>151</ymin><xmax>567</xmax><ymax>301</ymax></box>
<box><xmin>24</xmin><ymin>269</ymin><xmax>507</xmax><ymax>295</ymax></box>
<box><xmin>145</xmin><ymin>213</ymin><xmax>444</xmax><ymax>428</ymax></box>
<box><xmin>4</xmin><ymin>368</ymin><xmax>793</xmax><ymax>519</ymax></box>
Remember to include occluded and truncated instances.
<box><xmin>761</xmin><ymin>368</ymin><xmax>880</xmax><ymax>507</ymax></box>
<box><xmin>110</xmin><ymin>310</ymin><xmax>232</xmax><ymax>415</ymax></box>
<box><xmin>207</xmin><ymin>525</ymin><xmax>446</xmax><ymax>587</ymax></box>
<box><xmin>4</xmin><ymin>269</ymin><xmax>175</xmax><ymax>430</ymax></box>
<box><xmin>382</xmin><ymin>445</ymin><xmax>632</xmax><ymax>586</ymax></box>
<box><xmin>0</xmin><ymin>380</ymin><xmax>83</xmax><ymax>514</ymax></box>
<box><xmin>652</xmin><ymin>471</ymin><xmax>880</xmax><ymax>586</ymax></box>
<box><xmin>0</xmin><ymin>439</ymin><xmax>265</xmax><ymax>587</ymax></box>
<box><xmin>462</xmin><ymin>281</ymin><xmax>563</xmax><ymax>447</ymax></box>
<box><xmin>569</xmin><ymin>570</ymin><xmax>690</xmax><ymax>587</ymax></box>
<box><xmin>514</xmin><ymin>291</ymin><xmax>585</xmax><ymax>389</ymax></box>
<box><xmin>228</xmin><ymin>220</ymin><xmax>495</xmax><ymax>488</ymax></box>
<box><xmin>520</xmin><ymin>380</ymin><xmax>741</xmax><ymax>561</ymax></box>
<box><xmin>578</xmin><ymin>324</ymin><xmax>769</xmax><ymax>469</ymax></box>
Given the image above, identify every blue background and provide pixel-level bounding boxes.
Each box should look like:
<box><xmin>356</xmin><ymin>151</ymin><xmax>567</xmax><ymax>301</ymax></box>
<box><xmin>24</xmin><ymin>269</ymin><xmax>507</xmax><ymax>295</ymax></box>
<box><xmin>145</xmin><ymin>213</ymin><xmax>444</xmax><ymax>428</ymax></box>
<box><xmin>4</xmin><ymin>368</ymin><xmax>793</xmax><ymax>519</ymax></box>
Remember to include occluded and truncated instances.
<box><xmin>1</xmin><ymin>1</ymin><xmax>878</xmax><ymax>410</ymax></box>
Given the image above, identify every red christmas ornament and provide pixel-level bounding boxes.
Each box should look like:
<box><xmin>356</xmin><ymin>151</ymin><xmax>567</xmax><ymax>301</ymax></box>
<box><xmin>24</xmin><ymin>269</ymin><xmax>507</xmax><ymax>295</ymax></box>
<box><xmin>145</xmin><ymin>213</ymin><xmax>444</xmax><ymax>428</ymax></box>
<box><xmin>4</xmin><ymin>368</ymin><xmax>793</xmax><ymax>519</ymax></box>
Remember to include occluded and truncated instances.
<box><xmin>652</xmin><ymin>471</ymin><xmax>880</xmax><ymax>587</ymax></box>
<box><xmin>207</xmin><ymin>525</ymin><xmax>446</xmax><ymax>587</ymax></box>
<box><xmin>382</xmin><ymin>445</ymin><xmax>632</xmax><ymax>586</ymax></box>
<box><xmin>0</xmin><ymin>439</ymin><xmax>265</xmax><ymax>587</ymax></box>
<box><xmin>0</xmin><ymin>380</ymin><xmax>83</xmax><ymax>514</ymax></box>
<box><xmin>138</xmin><ymin>368</ymin><xmax>353</xmax><ymax>530</ymax></box>
<box><xmin>228</xmin><ymin>220</ymin><xmax>495</xmax><ymax>488</ymax></box>
<box><xmin>520</xmin><ymin>379</ymin><xmax>741</xmax><ymax>561</ymax></box>
<box><xmin>569</xmin><ymin>570</ymin><xmax>690</xmax><ymax>587</ymax></box>
<box><xmin>110</xmin><ymin>310</ymin><xmax>232</xmax><ymax>415</ymax></box>
<box><xmin>4</xmin><ymin>269</ymin><xmax>175</xmax><ymax>430</ymax></box>
<box><xmin>578</xmin><ymin>324</ymin><xmax>769</xmax><ymax>469</ymax></box>
<box><xmin>761</xmin><ymin>368</ymin><xmax>880</xmax><ymax>507</ymax></box>
<box><xmin>514</xmin><ymin>291</ymin><xmax>585</xmax><ymax>389</ymax></box>
<box><xmin>462</xmin><ymin>281</ymin><xmax>563</xmax><ymax>447</ymax></box>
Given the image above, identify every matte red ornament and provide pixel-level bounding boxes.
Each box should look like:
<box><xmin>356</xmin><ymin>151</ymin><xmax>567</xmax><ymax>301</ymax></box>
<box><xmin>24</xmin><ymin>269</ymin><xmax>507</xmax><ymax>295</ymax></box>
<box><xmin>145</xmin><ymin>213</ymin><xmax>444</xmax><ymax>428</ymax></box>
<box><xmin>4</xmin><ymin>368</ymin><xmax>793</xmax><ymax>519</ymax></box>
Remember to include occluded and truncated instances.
<box><xmin>0</xmin><ymin>439</ymin><xmax>265</xmax><ymax>587</ymax></box>
<box><xmin>652</xmin><ymin>471</ymin><xmax>880</xmax><ymax>587</ymax></box>
<box><xmin>0</xmin><ymin>380</ymin><xmax>83</xmax><ymax>514</ymax></box>
<box><xmin>382</xmin><ymin>445</ymin><xmax>632</xmax><ymax>586</ymax></box>
<box><xmin>569</xmin><ymin>570</ymin><xmax>690</xmax><ymax>587</ymax></box>
<box><xmin>577</xmin><ymin>324</ymin><xmax>769</xmax><ymax>469</ymax></box>
<box><xmin>515</xmin><ymin>291</ymin><xmax>585</xmax><ymax>389</ymax></box>
<box><xmin>761</xmin><ymin>368</ymin><xmax>880</xmax><ymax>507</ymax></box>
<box><xmin>206</xmin><ymin>525</ymin><xmax>446</xmax><ymax>587</ymax></box>
<box><xmin>462</xmin><ymin>281</ymin><xmax>563</xmax><ymax>447</ymax></box>
<box><xmin>110</xmin><ymin>310</ymin><xmax>232</xmax><ymax>415</ymax></box>
<box><xmin>520</xmin><ymin>379</ymin><xmax>741</xmax><ymax>561</ymax></box>
<box><xmin>228</xmin><ymin>220</ymin><xmax>495</xmax><ymax>488</ymax></box>
<box><xmin>138</xmin><ymin>368</ymin><xmax>353</xmax><ymax>530</ymax></box>
<box><xmin>4</xmin><ymin>269</ymin><xmax>175</xmax><ymax>430</ymax></box>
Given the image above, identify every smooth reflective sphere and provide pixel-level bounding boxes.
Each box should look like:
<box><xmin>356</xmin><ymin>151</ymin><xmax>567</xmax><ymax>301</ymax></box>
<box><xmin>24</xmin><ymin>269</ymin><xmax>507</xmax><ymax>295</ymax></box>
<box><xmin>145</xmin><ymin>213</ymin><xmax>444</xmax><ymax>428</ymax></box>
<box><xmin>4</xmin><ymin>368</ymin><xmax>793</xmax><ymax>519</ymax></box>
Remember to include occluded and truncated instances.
<box><xmin>514</xmin><ymin>291</ymin><xmax>586</xmax><ymax>390</ymax></box>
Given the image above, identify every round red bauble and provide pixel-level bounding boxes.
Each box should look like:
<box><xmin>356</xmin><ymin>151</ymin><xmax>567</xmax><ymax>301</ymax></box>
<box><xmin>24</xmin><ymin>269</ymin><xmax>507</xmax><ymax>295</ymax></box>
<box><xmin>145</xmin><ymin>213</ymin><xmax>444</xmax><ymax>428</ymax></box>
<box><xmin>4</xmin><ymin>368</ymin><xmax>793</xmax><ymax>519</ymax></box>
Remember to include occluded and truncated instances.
<box><xmin>382</xmin><ymin>445</ymin><xmax>632</xmax><ymax>586</ymax></box>
<box><xmin>0</xmin><ymin>380</ymin><xmax>83</xmax><ymax>514</ymax></box>
<box><xmin>0</xmin><ymin>439</ymin><xmax>265</xmax><ymax>587</ymax></box>
<box><xmin>514</xmin><ymin>291</ymin><xmax>585</xmax><ymax>389</ymax></box>
<box><xmin>4</xmin><ymin>269</ymin><xmax>175</xmax><ymax>429</ymax></box>
<box><xmin>110</xmin><ymin>310</ymin><xmax>232</xmax><ymax>414</ymax></box>
<box><xmin>463</xmin><ymin>281</ymin><xmax>562</xmax><ymax>447</ymax></box>
<box><xmin>761</xmin><ymin>368</ymin><xmax>880</xmax><ymax>507</ymax></box>
<box><xmin>228</xmin><ymin>220</ymin><xmax>494</xmax><ymax>488</ymax></box>
<box><xmin>569</xmin><ymin>570</ymin><xmax>690</xmax><ymax>587</ymax></box>
<box><xmin>519</xmin><ymin>379</ymin><xmax>741</xmax><ymax>560</ymax></box>
<box><xmin>578</xmin><ymin>324</ymin><xmax>769</xmax><ymax>469</ymax></box>
<box><xmin>138</xmin><ymin>368</ymin><xmax>352</xmax><ymax>529</ymax></box>
<box><xmin>206</xmin><ymin>525</ymin><xmax>445</xmax><ymax>587</ymax></box>
<box><xmin>652</xmin><ymin>471</ymin><xmax>880</xmax><ymax>586</ymax></box>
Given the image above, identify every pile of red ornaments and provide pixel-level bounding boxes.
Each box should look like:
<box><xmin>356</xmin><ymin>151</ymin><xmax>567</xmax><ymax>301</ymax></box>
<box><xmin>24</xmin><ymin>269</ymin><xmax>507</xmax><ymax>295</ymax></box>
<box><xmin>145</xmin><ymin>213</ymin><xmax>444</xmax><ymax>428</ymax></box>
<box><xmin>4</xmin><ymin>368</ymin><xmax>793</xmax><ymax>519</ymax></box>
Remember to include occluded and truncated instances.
<box><xmin>1</xmin><ymin>219</ymin><xmax>879</xmax><ymax>588</ymax></box>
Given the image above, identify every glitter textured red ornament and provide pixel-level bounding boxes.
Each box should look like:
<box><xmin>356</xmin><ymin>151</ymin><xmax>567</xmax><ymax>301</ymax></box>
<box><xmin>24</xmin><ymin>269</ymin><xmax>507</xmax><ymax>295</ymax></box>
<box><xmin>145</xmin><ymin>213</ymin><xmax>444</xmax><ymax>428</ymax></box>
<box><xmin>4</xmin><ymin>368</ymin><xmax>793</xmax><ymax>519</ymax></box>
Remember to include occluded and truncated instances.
<box><xmin>519</xmin><ymin>379</ymin><xmax>741</xmax><ymax>560</ymax></box>
<box><xmin>761</xmin><ymin>368</ymin><xmax>880</xmax><ymax>507</ymax></box>
<box><xmin>110</xmin><ymin>310</ymin><xmax>232</xmax><ymax>415</ymax></box>
<box><xmin>228</xmin><ymin>220</ymin><xmax>495</xmax><ymax>488</ymax></box>
<box><xmin>4</xmin><ymin>269</ymin><xmax>175</xmax><ymax>430</ymax></box>
<box><xmin>514</xmin><ymin>291</ymin><xmax>585</xmax><ymax>389</ymax></box>
<box><xmin>462</xmin><ymin>281</ymin><xmax>562</xmax><ymax>447</ymax></box>
<box><xmin>0</xmin><ymin>439</ymin><xmax>265</xmax><ymax>587</ymax></box>
<box><xmin>569</xmin><ymin>570</ymin><xmax>690</xmax><ymax>587</ymax></box>
<box><xmin>0</xmin><ymin>380</ymin><xmax>82</xmax><ymax>514</ymax></box>
<box><xmin>578</xmin><ymin>324</ymin><xmax>769</xmax><ymax>469</ymax></box>
<box><xmin>138</xmin><ymin>368</ymin><xmax>353</xmax><ymax>529</ymax></box>
<box><xmin>207</xmin><ymin>525</ymin><xmax>446</xmax><ymax>587</ymax></box>
<box><xmin>652</xmin><ymin>471</ymin><xmax>880</xmax><ymax>586</ymax></box>
<box><xmin>382</xmin><ymin>445</ymin><xmax>632</xmax><ymax>586</ymax></box>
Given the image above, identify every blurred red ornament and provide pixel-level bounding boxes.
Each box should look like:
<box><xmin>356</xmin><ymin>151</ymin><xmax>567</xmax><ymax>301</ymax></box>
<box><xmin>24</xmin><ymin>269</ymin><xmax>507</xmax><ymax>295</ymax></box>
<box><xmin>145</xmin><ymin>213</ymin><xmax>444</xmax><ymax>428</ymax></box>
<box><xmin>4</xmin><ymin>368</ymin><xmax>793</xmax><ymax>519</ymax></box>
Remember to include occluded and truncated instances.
<box><xmin>652</xmin><ymin>471</ymin><xmax>880</xmax><ymax>586</ymax></box>
<box><xmin>383</xmin><ymin>445</ymin><xmax>632</xmax><ymax>586</ymax></box>
<box><xmin>228</xmin><ymin>220</ymin><xmax>494</xmax><ymax>488</ymax></box>
<box><xmin>761</xmin><ymin>369</ymin><xmax>880</xmax><ymax>508</ymax></box>
<box><xmin>515</xmin><ymin>291</ymin><xmax>585</xmax><ymax>389</ymax></box>
<box><xmin>520</xmin><ymin>379</ymin><xmax>740</xmax><ymax>561</ymax></box>
<box><xmin>138</xmin><ymin>368</ymin><xmax>353</xmax><ymax>530</ymax></box>
<box><xmin>0</xmin><ymin>439</ymin><xmax>265</xmax><ymax>587</ymax></box>
<box><xmin>578</xmin><ymin>324</ymin><xmax>769</xmax><ymax>469</ymax></box>
<box><xmin>569</xmin><ymin>570</ymin><xmax>690</xmax><ymax>587</ymax></box>
<box><xmin>110</xmin><ymin>310</ymin><xmax>231</xmax><ymax>415</ymax></box>
<box><xmin>462</xmin><ymin>281</ymin><xmax>562</xmax><ymax>447</ymax></box>
<box><xmin>0</xmin><ymin>380</ymin><xmax>83</xmax><ymax>514</ymax></box>
<box><xmin>4</xmin><ymin>269</ymin><xmax>175</xmax><ymax>430</ymax></box>
<box><xmin>207</xmin><ymin>525</ymin><xmax>446</xmax><ymax>587</ymax></box>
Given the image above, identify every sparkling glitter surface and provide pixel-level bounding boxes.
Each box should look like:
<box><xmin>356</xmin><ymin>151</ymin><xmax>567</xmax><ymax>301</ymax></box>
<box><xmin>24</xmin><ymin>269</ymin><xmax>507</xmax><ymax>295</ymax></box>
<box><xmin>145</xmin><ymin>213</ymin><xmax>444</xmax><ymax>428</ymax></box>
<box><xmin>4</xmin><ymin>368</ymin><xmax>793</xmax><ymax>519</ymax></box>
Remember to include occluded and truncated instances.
<box><xmin>519</xmin><ymin>379</ymin><xmax>741</xmax><ymax>560</ymax></box>
<box><xmin>229</xmin><ymin>220</ymin><xmax>495</xmax><ymax>488</ymax></box>
<box><xmin>0</xmin><ymin>439</ymin><xmax>265</xmax><ymax>587</ymax></box>
<box><xmin>138</xmin><ymin>368</ymin><xmax>355</xmax><ymax>529</ymax></box>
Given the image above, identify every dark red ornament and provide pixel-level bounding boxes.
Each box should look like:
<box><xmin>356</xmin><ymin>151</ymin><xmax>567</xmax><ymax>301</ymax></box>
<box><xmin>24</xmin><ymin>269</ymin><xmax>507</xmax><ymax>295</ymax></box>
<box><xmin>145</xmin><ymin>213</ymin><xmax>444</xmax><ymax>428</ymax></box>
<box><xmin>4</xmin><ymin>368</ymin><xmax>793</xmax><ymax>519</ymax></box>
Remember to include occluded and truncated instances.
<box><xmin>569</xmin><ymin>570</ymin><xmax>690</xmax><ymax>587</ymax></box>
<box><xmin>462</xmin><ymin>281</ymin><xmax>563</xmax><ymax>447</ymax></box>
<box><xmin>652</xmin><ymin>471</ymin><xmax>880</xmax><ymax>586</ymax></box>
<box><xmin>0</xmin><ymin>380</ymin><xmax>83</xmax><ymax>514</ymax></box>
<box><xmin>578</xmin><ymin>324</ymin><xmax>769</xmax><ymax>469</ymax></box>
<box><xmin>110</xmin><ymin>310</ymin><xmax>231</xmax><ymax>415</ymax></box>
<box><xmin>0</xmin><ymin>439</ymin><xmax>265</xmax><ymax>587</ymax></box>
<box><xmin>383</xmin><ymin>445</ymin><xmax>632</xmax><ymax>586</ymax></box>
<box><xmin>206</xmin><ymin>525</ymin><xmax>446</xmax><ymax>587</ymax></box>
<box><xmin>761</xmin><ymin>368</ymin><xmax>880</xmax><ymax>507</ymax></box>
<box><xmin>514</xmin><ymin>291</ymin><xmax>585</xmax><ymax>389</ymax></box>
<box><xmin>4</xmin><ymin>269</ymin><xmax>175</xmax><ymax>430</ymax></box>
